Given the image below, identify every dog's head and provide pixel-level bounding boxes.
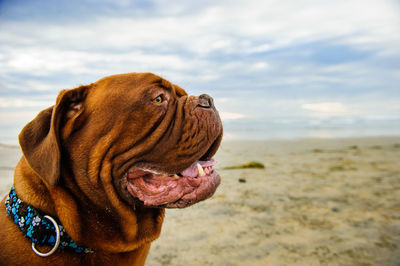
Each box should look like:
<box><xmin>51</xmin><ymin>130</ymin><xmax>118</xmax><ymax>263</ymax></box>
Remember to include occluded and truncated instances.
<box><xmin>19</xmin><ymin>73</ymin><xmax>223</xmax><ymax>210</ymax></box>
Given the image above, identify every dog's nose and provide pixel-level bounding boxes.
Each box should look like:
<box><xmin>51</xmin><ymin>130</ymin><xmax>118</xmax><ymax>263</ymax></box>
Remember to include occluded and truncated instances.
<box><xmin>198</xmin><ymin>94</ymin><xmax>214</xmax><ymax>108</ymax></box>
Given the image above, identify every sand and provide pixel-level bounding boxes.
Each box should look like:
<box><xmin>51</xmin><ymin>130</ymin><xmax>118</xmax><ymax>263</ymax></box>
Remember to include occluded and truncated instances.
<box><xmin>1</xmin><ymin>137</ymin><xmax>400</xmax><ymax>265</ymax></box>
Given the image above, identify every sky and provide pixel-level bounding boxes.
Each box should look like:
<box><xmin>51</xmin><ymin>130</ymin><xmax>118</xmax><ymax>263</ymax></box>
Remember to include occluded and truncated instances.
<box><xmin>0</xmin><ymin>0</ymin><xmax>400</xmax><ymax>142</ymax></box>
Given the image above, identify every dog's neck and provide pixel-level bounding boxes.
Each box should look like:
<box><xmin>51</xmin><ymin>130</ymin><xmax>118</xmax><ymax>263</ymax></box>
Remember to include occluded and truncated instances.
<box><xmin>13</xmin><ymin>156</ymin><xmax>165</xmax><ymax>253</ymax></box>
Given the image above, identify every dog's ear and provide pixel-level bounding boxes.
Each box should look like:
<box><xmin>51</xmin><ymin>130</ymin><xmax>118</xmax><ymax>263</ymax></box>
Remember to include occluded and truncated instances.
<box><xmin>19</xmin><ymin>85</ymin><xmax>89</xmax><ymax>186</ymax></box>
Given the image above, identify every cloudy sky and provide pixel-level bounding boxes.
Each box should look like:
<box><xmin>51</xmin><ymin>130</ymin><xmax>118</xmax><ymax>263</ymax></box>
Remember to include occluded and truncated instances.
<box><xmin>0</xmin><ymin>0</ymin><xmax>400</xmax><ymax>141</ymax></box>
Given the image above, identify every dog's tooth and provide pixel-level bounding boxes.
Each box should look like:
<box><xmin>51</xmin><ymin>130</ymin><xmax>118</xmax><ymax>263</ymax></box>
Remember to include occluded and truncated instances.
<box><xmin>173</xmin><ymin>174</ymin><xmax>179</xmax><ymax>178</ymax></box>
<box><xmin>197</xmin><ymin>163</ymin><xmax>205</xmax><ymax>176</ymax></box>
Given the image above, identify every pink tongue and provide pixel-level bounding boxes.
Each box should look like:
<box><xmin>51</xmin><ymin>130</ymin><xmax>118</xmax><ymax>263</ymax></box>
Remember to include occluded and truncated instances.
<box><xmin>181</xmin><ymin>159</ymin><xmax>216</xmax><ymax>178</ymax></box>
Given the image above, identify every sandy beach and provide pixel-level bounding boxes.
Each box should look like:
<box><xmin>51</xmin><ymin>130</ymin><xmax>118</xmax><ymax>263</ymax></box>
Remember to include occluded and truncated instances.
<box><xmin>1</xmin><ymin>137</ymin><xmax>400</xmax><ymax>265</ymax></box>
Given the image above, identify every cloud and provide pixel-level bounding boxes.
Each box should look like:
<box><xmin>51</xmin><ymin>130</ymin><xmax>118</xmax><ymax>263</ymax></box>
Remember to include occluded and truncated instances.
<box><xmin>219</xmin><ymin>112</ymin><xmax>247</xmax><ymax>120</ymax></box>
<box><xmin>301</xmin><ymin>102</ymin><xmax>349</xmax><ymax>116</ymax></box>
<box><xmin>0</xmin><ymin>97</ymin><xmax>53</xmax><ymax>108</ymax></box>
<box><xmin>0</xmin><ymin>0</ymin><xmax>399</xmax><ymax>119</ymax></box>
<box><xmin>2</xmin><ymin>0</ymin><xmax>399</xmax><ymax>57</ymax></box>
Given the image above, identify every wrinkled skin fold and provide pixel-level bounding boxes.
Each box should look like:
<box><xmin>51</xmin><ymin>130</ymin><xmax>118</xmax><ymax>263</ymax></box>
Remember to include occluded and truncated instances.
<box><xmin>0</xmin><ymin>72</ymin><xmax>223</xmax><ymax>265</ymax></box>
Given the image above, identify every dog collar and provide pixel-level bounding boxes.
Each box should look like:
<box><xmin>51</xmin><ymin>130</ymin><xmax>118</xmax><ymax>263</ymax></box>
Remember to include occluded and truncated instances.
<box><xmin>5</xmin><ymin>186</ymin><xmax>95</xmax><ymax>256</ymax></box>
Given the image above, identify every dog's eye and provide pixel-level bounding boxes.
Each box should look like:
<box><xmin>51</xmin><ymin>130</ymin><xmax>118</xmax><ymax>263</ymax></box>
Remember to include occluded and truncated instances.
<box><xmin>152</xmin><ymin>95</ymin><xmax>163</xmax><ymax>104</ymax></box>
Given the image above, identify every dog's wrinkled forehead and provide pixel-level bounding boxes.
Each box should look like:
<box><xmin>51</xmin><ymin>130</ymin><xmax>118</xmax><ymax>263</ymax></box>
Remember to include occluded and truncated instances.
<box><xmin>94</xmin><ymin>72</ymin><xmax>187</xmax><ymax>99</ymax></box>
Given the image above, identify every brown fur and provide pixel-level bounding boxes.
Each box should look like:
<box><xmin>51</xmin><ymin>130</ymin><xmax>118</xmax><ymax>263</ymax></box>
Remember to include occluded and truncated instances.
<box><xmin>0</xmin><ymin>73</ymin><xmax>222</xmax><ymax>265</ymax></box>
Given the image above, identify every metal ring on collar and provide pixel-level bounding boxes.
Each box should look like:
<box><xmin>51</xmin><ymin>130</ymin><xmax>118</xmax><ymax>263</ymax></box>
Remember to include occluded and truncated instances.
<box><xmin>31</xmin><ymin>215</ymin><xmax>61</xmax><ymax>257</ymax></box>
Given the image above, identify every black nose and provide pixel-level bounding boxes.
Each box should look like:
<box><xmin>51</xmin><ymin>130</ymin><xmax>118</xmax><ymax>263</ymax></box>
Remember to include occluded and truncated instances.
<box><xmin>198</xmin><ymin>94</ymin><xmax>214</xmax><ymax>108</ymax></box>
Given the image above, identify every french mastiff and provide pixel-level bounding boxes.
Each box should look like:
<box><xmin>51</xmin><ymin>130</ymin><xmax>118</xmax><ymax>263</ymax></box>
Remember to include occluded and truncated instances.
<box><xmin>0</xmin><ymin>73</ymin><xmax>223</xmax><ymax>265</ymax></box>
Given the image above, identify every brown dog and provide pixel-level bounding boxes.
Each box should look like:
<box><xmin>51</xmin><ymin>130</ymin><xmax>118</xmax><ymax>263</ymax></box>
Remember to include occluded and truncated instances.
<box><xmin>0</xmin><ymin>73</ymin><xmax>223</xmax><ymax>265</ymax></box>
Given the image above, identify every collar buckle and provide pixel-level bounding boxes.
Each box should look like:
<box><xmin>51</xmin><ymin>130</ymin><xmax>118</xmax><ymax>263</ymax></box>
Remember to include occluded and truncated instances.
<box><xmin>31</xmin><ymin>215</ymin><xmax>61</xmax><ymax>257</ymax></box>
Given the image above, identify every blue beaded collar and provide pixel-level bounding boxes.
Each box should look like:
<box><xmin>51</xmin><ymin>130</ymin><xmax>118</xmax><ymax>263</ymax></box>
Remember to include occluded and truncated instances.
<box><xmin>5</xmin><ymin>186</ymin><xmax>94</xmax><ymax>256</ymax></box>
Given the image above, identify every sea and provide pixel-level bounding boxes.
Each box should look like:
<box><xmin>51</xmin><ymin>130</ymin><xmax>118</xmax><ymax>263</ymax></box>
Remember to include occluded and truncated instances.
<box><xmin>222</xmin><ymin>116</ymin><xmax>400</xmax><ymax>141</ymax></box>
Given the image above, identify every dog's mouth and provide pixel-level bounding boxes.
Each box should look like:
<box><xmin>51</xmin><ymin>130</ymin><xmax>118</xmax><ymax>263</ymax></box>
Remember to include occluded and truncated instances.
<box><xmin>124</xmin><ymin>158</ymin><xmax>220</xmax><ymax>208</ymax></box>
